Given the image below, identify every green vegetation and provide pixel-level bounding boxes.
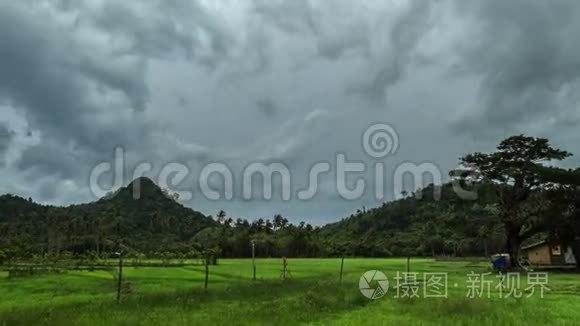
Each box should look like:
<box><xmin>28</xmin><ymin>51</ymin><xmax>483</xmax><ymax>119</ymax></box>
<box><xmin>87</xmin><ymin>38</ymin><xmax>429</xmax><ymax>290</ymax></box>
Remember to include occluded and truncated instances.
<box><xmin>0</xmin><ymin>178</ymin><xmax>324</xmax><ymax>260</ymax></box>
<box><xmin>2</xmin><ymin>134</ymin><xmax>580</xmax><ymax>324</ymax></box>
<box><xmin>454</xmin><ymin>135</ymin><xmax>573</xmax><ymax>266</ymax></box>
<box><xmin>2</xmin><ymin>135</ymin><xmax>580</xmax><ymax>266</ymax></box>
<box><xmin>325</xmin><ymin>135</ymin><xmax>580</xmax><ymax>268</ymax></box>
<box><xmin>320</xmin><ymin>183</ymin><xmax>502</xmax><ymax>257</ymax></box>
<box><xmin>1</xmin><ymin>258</ymin><xmax>579</xmax><ymax>325</ymax></box>
<box><xmin>0</xmin><ymin>177</ymin><xmax>214</xmax><ymax>259</ymax></box>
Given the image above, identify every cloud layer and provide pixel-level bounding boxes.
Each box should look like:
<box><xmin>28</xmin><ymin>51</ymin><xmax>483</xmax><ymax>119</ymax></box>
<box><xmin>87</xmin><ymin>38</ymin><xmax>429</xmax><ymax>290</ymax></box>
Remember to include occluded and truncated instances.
<box><xmin>1</xmin><ymin>0</ymin><xmax>579</xmax><ymax>223</ymax></box>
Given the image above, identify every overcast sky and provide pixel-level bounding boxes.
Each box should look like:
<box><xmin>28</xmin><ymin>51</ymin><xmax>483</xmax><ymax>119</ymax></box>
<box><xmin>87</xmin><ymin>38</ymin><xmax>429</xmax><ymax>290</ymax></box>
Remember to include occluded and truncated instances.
<box><xmin>1</xmin><ymin>0</ymin><xmax>580</xmax><ymax>224</ymax></box>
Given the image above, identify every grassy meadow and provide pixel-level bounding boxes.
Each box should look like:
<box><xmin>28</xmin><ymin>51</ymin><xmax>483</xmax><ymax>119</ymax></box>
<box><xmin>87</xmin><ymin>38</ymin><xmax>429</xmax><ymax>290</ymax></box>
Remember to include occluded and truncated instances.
<box><xmin>1</xmin><ymin>258</ymin><xmax>579</xmax><ymax>325</ymax></box>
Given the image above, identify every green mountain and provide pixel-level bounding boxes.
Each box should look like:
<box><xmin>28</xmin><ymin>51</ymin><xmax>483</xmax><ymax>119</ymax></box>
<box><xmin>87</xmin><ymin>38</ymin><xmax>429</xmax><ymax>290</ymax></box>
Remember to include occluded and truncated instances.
<box><xmin>319</xmin><ymin>183</ymin><xmax>505</xmax><ymax>257</ymax></box>
<box><xmin>0</xmin><ymin>177</ymin><xmax>216</xmax><ymax>257</ymax></box>
<box><xmin>0</xmin><ymin>179</ymin><xmax>555</xmax><ymax>260</ymax></box>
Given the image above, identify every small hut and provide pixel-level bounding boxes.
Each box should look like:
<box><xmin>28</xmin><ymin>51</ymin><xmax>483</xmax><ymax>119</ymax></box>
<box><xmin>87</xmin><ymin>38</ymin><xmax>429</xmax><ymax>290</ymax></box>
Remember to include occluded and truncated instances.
<box><xmin>521</xmin><ymin>240</ymin><xmax>576</xmax><ymax>266</ymax></box>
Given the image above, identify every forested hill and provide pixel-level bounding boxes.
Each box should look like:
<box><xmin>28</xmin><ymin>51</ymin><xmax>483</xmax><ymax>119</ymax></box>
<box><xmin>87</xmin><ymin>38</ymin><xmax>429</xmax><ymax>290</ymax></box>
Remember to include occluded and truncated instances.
<box><xmin>0</xmin><ymin>177</ymin><xmax>568</xmax><ymax>260</ymax></box>
<box><xmin>319</xmin><ymin>183</ymin><xmax>506</xmax><ymax>257</ymax></box>
<box><xmin>0</xmin><ymin>177</ymin><xmax>216</xmax><ymax>257</ymax></box>
<box><xmin>0</xmin><ymin>179</ymin><xmax>509</xmax><ymax>259</ymax></box>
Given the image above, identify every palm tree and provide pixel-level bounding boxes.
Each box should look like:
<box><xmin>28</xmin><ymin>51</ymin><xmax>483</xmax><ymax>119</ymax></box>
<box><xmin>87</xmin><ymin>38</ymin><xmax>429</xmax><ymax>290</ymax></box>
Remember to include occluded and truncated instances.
<box><xmin>265</xmin><ymin>219</ymin><xmax>273</xmax><ymax>232</ymax></box>
<box><xmin>216</xmin><ymin>210</ymin><xmax>226</xmax><ymax>224</ymax></box>
<box><xmin>273</xmin><ymin>214</ymin><xmax>284</xmax><ymax>231</ymax></box>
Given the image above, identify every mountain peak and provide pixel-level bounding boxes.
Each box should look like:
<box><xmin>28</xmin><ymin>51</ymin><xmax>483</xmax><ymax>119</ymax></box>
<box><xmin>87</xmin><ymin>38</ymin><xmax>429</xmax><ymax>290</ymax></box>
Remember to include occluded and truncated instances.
<box><xmin>119</xmin><ymin>177</ymin><xmax>165</xmax><ymax>200</ymax></box>
<box><xmin>97</xmin><ymin>177</ymin><xmax>165</xmax><ymax>202</ymax></box>
<box><xmin>127</xmin><ymin>176</ymin><xmax>158</xmax><ymax>189</ymax></box>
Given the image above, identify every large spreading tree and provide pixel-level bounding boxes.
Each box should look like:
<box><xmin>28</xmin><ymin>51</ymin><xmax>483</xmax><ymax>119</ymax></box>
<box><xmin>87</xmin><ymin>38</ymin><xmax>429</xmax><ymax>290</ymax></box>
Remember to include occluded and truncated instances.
<box><xmin>454</xmin><ymin>135</ymin><xmax>571</xmax><ymax>267</ymax></box>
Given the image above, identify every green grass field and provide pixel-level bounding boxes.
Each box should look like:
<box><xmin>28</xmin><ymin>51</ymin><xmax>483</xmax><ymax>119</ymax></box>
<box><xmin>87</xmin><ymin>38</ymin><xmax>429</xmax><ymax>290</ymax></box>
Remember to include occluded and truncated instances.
<box><xmin>1</xmin><ymin>258</ymin><xmax>579</xmax><ymax>325</ymax></box>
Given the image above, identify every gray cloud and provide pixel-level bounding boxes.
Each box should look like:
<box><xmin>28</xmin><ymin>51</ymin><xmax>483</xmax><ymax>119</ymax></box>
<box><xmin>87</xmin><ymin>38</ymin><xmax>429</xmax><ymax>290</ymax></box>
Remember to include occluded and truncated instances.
<box><xmin>86</xmin><ymin>0</ymin><xmax>235</xmax><ymax>67</ymax></box>
<box><xmin>17</xmin><ymin>140</ymin><xmax>86</xmax><ymax>180</ymax></box>
<box><xmin>255</xmin><ymin>98</ymin><xmax>278</xmax><ymax>118</ymax></box>
<box><xmin>253</xmin><ymin>0</ymin><xmax>372</xmax><ymax>60</ymax></box>
<box><xmin>0</xmin><ymin>124</ymin><xmax>12</xmax><ymax>164</ymax></box>
<box><xmin>450</xmin><ymin>0</ymin><xmax>580</xmax><ymax>134</ymax></box>
<box><xmin>347</xmin><ymin>1</ymin><xmax>433</xmax><ymax>106</ymax></box>
<box><xmin>0</xmin><ymin>2</ymin><xmax>149</xmax><ymax>156</ymax></box>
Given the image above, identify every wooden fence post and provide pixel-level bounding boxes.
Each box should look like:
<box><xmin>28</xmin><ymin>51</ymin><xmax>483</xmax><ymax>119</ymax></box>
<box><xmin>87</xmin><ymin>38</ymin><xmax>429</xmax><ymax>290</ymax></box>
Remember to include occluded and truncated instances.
<box><xmin>116</xmin><ymin>252</ymin><xmax>123</xmax><ymax>304</ymax></box>
<box><xmin>204</xmin><ymin>256</ymin><xmax>209</xmax><ymax>290</ymax></box>
<box><xmin>251</xmin><ymin>240</ymin><xmax>256</xmax><ymax>281</ymax></box>
<box><xmin>339</xmin><ymin>256</ymin><xmax>345</xmax><ymax>283</ymax></box>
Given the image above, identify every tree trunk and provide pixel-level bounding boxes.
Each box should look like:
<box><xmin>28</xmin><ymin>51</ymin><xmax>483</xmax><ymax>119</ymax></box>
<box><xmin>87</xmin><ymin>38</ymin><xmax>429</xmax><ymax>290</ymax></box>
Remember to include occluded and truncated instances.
<box><xmin>573</xmin><ymin>240</ymin><xmax>580</xmax><ymax>271</ymax></box>
<box><xmin>506</xmin><ymin>227</ymin><xmax>521</xmax><ymax>268</ymax></box>
<box><xmin>96</xmin><ymin>233</ymin><xmax>102</xmax><ymax>257</ymax></box>
<box><xmin>483</xmin><ymin>239</ymin><xmax>489</xmax><ymax>258</ymax></box>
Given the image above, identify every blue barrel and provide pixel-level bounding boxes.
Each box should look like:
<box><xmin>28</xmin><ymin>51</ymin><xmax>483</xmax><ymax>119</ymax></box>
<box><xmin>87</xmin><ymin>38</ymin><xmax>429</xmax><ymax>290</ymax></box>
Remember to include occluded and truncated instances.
<box><xmin>491</xmin><ymin>254</ymin><xmax>508</xmax><ymax>270</ymax></box>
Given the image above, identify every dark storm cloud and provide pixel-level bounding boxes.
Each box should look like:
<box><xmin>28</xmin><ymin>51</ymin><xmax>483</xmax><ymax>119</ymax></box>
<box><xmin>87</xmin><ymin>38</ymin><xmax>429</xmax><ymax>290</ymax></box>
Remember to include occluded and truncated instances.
<box><xmin>349</xmin><ymin>1</ymin><xmax>433</xmax><ymax>105</ymax></box>
<box><xmin>256</xmin><ymin>98</ymin><xmax>278</xmax><ymax>118</ymax></box>
<box><xmin>90</xmin><ymin>2</ymin><xmax>195</xmax><ymax>59</ymax></box>
<box><xmin>17</xmin><ymin>140</ymin><xmax>85</xmax><ymax>180</ymax></box>
<box><xmin>254</xmin><ymin>0</ymin><xmax>433</xmax><ymax>106</ymax></box>
<box><xmin>177</xmin><ymin>96</ymin><xmax>189</xmax><ymax>109</ymax></box>
<box><xmin>0</xmin><ymin>2</ymin><xmax>149</xmax><ymax>158</ymax></box>
<box><xmin>451</xmin><ymin>0</ymin><xmax>580</xmax><ymax>134</ymax></box>
<box><xmin>86</xmin><ymin>0</ymin><xmax>239</xmax><ymax>70</ymax></box>
<box><xmin>0</xmin><ymin>1</ymin><xmax>224</xmax><ymax>179</ymax></box>
<box><xmin>0</xmin><ymin>124</ymin><xmax>12</xmax><ymax>164</ymax></box>
<box><xmin>253</xmin><ymin>0</ymin><xmax>371</xmax><ymax>60</ymax></box>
